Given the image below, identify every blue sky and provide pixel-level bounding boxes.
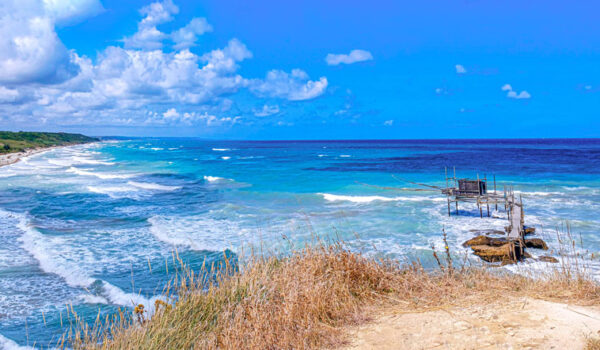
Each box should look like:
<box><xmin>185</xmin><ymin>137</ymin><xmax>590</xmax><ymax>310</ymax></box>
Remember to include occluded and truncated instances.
<box><xmin>0</xmin><ymin>0</ymin><xmax>598</xmax><ymax>139</ymax></box>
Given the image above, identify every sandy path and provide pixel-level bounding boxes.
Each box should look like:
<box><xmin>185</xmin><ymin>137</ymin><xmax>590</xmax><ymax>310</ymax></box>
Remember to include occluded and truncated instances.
<box><xmin>342</xmin><ymin>297</ymin><xmax>600</xmax><ymax>349</ymax></box>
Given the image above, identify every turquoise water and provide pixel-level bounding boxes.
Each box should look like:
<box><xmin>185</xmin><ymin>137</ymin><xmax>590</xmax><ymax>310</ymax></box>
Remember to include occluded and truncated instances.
<box><xmin>1</xmin><ymin>139</ymin><xmax>599</xmax><ymax>348</ymax></box>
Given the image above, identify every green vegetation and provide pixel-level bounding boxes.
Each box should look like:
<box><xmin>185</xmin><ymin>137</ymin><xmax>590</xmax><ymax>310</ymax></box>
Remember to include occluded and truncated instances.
<box><xmin>0</xmin><ymin>131</ymin><xmax>97</xmax><ymax>154</ymax></box>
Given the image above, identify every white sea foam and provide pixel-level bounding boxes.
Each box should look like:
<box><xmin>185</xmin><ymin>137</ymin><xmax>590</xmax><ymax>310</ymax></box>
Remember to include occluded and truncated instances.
<box><xmin>148</xmin><ymin>215</ymin><xmax>240</xmax><ymax>252</ymax></box>
<box><xmin>319</xmin><ymin>193</ymin><xmax>445</xmax><ymax>203</ymax></box>
<box><xmin>318</xmin><ymin>154</ymin><xmax>327</xmax><ymax>157</ymax></box>
<box><xmin>221</xmin><ymin>156</ymin><xmax>231</xmax><ymax>160</ymax></box>
<box><xmin>212</xmin><ymin>148</ymin><xmax>230</xmax><ymax>151</ymax></box>
<box><xmin>339</xmin><ymin>154</ymin><xmax>351</xmax><ymax>158</ymax></box>
<box><xmin>0</xmin><ymin>334</ymin><xmax>33</xmax><ymax>350</ymax></box>
<box><xmin>79</xmin><ymin>294</ymin><xmax>109</xmax><ymax>305</ymax></box>
<box><xmin>88</xmin><ymin>185</ymin><xmax>139</xmax><ymax>195</ymax></box>
<box><xmin>17</xmin><ymin>216</ymin><xmax>161</xmax><ymax>307</ymax></box>
<box><xmin>150</xmin><ymin>147</ymin><xmax>164</xmax><ymax>151</ymax></box>
<box><xmin>203</xmin><ymin>175</ymin><xmax>230</xmax><ymax>183</ymax></box>
<box><xmin>71</xmin><ymin>156</ymin><xmax>112</xmax><ymax>165</ymax></box>
<box><xmin>127</xmin><ymin>181</ymin><xmax>181</xmax><ymax>191</ymax></box>
<box><xmin>67</xmin><ymin>167</ymin><xmax>136</xmax><ymax>179</ymax></box>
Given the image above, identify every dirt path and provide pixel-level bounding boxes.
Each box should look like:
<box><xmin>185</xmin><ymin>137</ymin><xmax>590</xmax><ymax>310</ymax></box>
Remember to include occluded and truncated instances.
<box><xmin>342</xmin><ymin>297</ymin><xmax>600</xmax><ymax>349</ymax></box>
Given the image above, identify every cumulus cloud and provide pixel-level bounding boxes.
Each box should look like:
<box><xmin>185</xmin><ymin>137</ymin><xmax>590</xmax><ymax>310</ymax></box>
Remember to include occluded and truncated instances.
<box><xmin>253</xmin><ymin>104</ymin><xmax>280</xmax><ymax>117</ymax></box>
<box><xmin>325</xmin><ymin>49</ymin><xmax>373</xmax><ymax>66</ymax></box>
<box><xmin>0</xmin><ymin>0</ymin><xmax>329</xmax><ymax>129</ymax></box>
<box><xmin>502</xmin><ymin>84</ymin><xmax>531</xmax><ymax>99</ymax></box>
<box><xmin>507</xmin><ymin>90</ymin><xmax>531</xmax><ymax>99</ymax></box>
<box><xmin>0</xmin><ymin>0</ymin><xmax>102</xmax><ymax>84</ymax></box>
<box><xmin>123</xmin><ymin>0</ymin><xmax>179</xmax><ymax>50</ymax></box>
<box><xmin>455</xmin><ymin>64</ymin><xmax>466</xmax><ymax>74</ymax></box>
<box><xmin>250</xmin><ymin>69</ymin><xmax>328</xmax><ymax>101</ymax></box>
<box><xmin>43</xmin><ymin>0</ymin><xmax>104</xmax><ymax>25</ymax></box>
<box><xmin>0</xmin><ymin>86</ymin><xmax>20</xmax><ymax>104</ymax></box>
<box><xmin>171</xmin><ymin>17</ymin><xmax>213</xmax><ymax>50</ymax></box>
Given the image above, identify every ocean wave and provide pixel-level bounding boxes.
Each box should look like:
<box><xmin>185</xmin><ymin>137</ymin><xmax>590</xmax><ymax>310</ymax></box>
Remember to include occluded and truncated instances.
<box><xmin>148</xmin><ymin>215</ymin><xmax>240</xmax><ymax>252</ymax></box>
<box><xmin>67</xmin><ymin>167</ymin><xmax>136</xmax><ymax>179</ymax></box>
<box><xmin>88</xmin><ymin>185</ymin><xmax>139</xmax><ymax>195</ymax></box>
<box><xmin>212</xmin><ymin>148</ymin><xmax>230</xmax><ymax>151</ymax></box>
<box><xmin>203</xmin><ymin>175</ymin><xmax>231</xmax><ymax>183</ymax></box>
<box><xmin>48</xmin><ymin>156</ymin><xmax>112</xmax><ymax>167</ymax></box>
<box><xmin>319</xmin><ymin>193</ymin><xmax>445</xmax><ymax>203</ymax></box>
<box><xmin>16</xmin><ymin>216</ymin><xmax>160</xmax><ymax>308</ymax></box>
<box><xmin>127</xmin><ymin>181</ymin><xmax>181</xmax><ymax>191</ymax></box>
<box><xmin>0</xmin><ymin>333</ymin><xmax>32</xmax><ymax>350</ymax></box>
<box><xmin>221</xmin><ymin>156</ymin><xmax>231</xmax><ymax>160</ymax></box>
<box><xmin>339</xmin><ymin>155</ymin><xmax>351</xmax><ymax>158</ymax></box>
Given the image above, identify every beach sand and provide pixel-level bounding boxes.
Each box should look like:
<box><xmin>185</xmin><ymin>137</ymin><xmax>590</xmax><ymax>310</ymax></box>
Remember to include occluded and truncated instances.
<box><xmin>0</xmin><ymin>146</ymin><xmax>62</xmax><ymax>168</ymax></box>
<box><xmin>342</xmin><ymin>296</ymin><xmax>600</xmax><ymax>349</ymax></box>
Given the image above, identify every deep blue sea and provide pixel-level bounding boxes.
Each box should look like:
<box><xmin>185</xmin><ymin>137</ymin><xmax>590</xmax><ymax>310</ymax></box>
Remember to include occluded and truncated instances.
<box><xmin>1</xmin><ymin>138</ymin><xmax>599</xmax><ymax>348</ymax></box>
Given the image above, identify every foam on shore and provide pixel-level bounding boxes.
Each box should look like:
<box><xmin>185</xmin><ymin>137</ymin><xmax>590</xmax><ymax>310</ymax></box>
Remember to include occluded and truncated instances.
<box><xmin>319</xmin><ymin>193</ymin><xmax>445</xmax><ymax>203</ymax></box>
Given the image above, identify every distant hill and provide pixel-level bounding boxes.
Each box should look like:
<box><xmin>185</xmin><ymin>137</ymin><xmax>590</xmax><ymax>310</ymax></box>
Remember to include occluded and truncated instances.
<box><xmin>0</xmin><ymin>131</ymin><xmax>98</xmax><ymax>154</ymax></box>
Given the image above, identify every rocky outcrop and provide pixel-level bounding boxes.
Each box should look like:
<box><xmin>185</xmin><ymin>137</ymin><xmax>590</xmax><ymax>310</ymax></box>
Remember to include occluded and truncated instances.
<box><xmin>524</xmin><ymin>238</ymin><xmax>548</xmax><ymax>250</ymax></box>
<box><xmin>463</xmin><ymin>235</ymin><xmax>507</xmax><ymax>248</ymax></box>
<box><xmin>470</xmin><ymin>243</ymin><xmax>520</xmax><ymax>263</ymax></box>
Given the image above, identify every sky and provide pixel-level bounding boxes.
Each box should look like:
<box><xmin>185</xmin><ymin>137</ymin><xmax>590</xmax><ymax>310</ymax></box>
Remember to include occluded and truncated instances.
<box><xmin>0</xmin><ymin>0</ymin><xmax>599</xmax><ymax>139</ymax></box>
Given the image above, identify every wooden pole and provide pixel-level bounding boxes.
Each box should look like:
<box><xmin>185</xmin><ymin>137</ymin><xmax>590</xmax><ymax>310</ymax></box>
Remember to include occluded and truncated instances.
<box><xmin>494</xmin><ymin>175</ymin><xmax>498</xmax><ymax>211</ymax></box>
<box><xmin>445</xmin><ymin>167</ymin><xmax>451</xmax><ymax>216</ymax></box>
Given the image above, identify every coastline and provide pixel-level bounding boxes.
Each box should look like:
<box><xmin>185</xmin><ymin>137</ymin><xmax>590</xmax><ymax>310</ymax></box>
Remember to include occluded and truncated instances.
<box><xmin>0</xmin><ymin>142</ymin><xmax>96</xmax><ymax>168</ymax></box>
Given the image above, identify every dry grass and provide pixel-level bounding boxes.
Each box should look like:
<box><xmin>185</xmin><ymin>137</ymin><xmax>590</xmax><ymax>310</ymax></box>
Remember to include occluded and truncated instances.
<box><xmin>67</xmin><ymin>240</ymin><xmax>600</xmax><ymax>350</ymax></box>
<box><xmin>587</xmin><ymin>337</ymin><xmax>600</xmax><ymax>350</ymax></box>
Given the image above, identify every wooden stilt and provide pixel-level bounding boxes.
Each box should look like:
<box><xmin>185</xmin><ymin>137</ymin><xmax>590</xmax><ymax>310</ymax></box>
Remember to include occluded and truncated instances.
<box><xmin>494</xmin><ymin>175</ymin><xmax>498</xmax><ymax>211</ymax></box>
<box><xmin>445</xmin><ymin>167</ymin><xmax>451</xmax><ymax>216</ymax></box>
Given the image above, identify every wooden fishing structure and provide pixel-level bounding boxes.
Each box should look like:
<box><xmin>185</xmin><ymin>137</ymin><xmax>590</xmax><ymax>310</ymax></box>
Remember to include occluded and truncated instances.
<box><xmin>359</xmin><ymin>169</ymin><xmax>553</xmax><ymax>263</ymax></box>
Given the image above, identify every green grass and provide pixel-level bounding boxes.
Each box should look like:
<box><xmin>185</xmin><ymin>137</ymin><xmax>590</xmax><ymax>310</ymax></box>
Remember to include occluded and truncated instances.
<box><xmin>0</xmin><ymin>131</ymin><xmax>97</xmax><ymax>154</ymax></box>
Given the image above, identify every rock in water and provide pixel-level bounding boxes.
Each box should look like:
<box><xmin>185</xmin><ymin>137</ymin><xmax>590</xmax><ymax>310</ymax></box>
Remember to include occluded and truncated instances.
<box><xmin>470</xmin><ymin>243</ymin><xmax>518</xmax><ymax>263</ymax></box>
<box><xmin>538</xmin><ymin>255</ymin><xmax>559</xmax><ymax>263</ymax></box>
<box><xmin>524</xmin><ymin>226</ymin><xmax>536</xmax><ymax>235</ymax></box>
<box><xmin>463</xmin><ymin>235</ymin><xmax>507</xmax><ymax>248</ymax></box>
<box><xmin>524</xmin><ymin>238</ymin><xmax>548</xmax><ymax>250</ymax></box>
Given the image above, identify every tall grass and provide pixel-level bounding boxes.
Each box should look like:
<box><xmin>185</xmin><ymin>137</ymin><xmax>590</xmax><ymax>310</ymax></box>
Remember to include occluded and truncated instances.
<box><xmin>66</xmin><ymin>227</ymin><xmax>600</xmax><ymax>350</ymax></box>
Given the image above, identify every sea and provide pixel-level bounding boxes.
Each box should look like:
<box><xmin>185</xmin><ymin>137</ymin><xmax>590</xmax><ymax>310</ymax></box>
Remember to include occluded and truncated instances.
<box><xmin>0</xmin><ymin>138</ymin><xmax>599</xmax><ymax>348</ymax></box>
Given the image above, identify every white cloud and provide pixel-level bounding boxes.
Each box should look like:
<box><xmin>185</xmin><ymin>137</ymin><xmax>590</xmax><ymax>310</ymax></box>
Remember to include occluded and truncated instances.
<box><xmin>507</xmin><ymin>90</ymin><xmax>531</xmax><ymax>99</ymax></box>
<box><xmin>0</xmin><ymin>86</ymin><xmax>20</xmax><ymax>104</ymax></box>
<box><xmin>0</xmin><ymin>0</ymin><xmax>102</xmax><ymax>84</ymax></box>
<box><xmin>0</xmin><ymin>0</ymin><xmax>329</xmax><ymax>129</ymax></box>
<box><xmin>253</xmin><ymin>104</ymin><xmax>280</xmax><ymax>117</ymax></box>
<box><xmin>501</xmin><ymin>84</ymin><xmax>530</xmax><ymax>99</ymax></box>
<box><xmin>455</xmin><ymin>64</ymin><xmax>466</xmax><ymax>74</ymax></box>
<box><xmin>43</xmin><ymin>0</ymin><xmax>104</xmax><ymax>25</ymax></box>
<box><xmin>251</xmin><ymin>69</ymin><xmax>328</xmax><ymax>101</ymax></box>
<box><xmin>383</xmin><ymin>120</ymin><xmax>393</xmax><ymax>126</ymax></box>
<box><xmin>163</xmin><ymin>108</ymin><xmax>179</xmax><ymax>119</ymax></box>
<box><xmin>123</xmin><ymin>0</ymin><xmax>179</xmax><ymax>50</ymax></box>
<box><xmin>171</xmin><ymin>17</ymin><xmax>213</xmax><ymax>50</ymax></box>
<box><xmin>325</xmin><ymin>49</ymin><xmax>373</xmax><ymax>66</ymax></box>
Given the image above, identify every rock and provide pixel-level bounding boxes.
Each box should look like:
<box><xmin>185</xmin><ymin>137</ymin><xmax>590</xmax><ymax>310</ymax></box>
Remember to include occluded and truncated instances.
<box><xmin>538</xmin><ymin>255</ymin><xmax>559</xmax><ymax>263</ymax></box>
<box><xmin>463</xmin><ymin>235</ymin><xmax>507</xmax><ymax>248</ymax></box>
<box><xmin>470</xmin><ymin>243</ymin><xmax>518</xmax><ymax>263</ymax></box>
<box><xmin>524</xmin><ymin>238</ymin><xmax>548</xmax><ymax>250</ymax></box>
<box><xmin>524</xmin><ymin>226</ymin><xmax>536</xmax><ymax>235</ymax></box>
<box><xmin>468</xmin><ymin>229</ymin><xmax>506</xmax><ymax>235</ymax></box>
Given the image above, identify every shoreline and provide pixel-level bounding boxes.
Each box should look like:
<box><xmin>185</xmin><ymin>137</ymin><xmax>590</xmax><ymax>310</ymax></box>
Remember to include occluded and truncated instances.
<box><xmin>0</xmin><ymin>142</ymin><xmax>96</xmax><ymax>168</ymax></box>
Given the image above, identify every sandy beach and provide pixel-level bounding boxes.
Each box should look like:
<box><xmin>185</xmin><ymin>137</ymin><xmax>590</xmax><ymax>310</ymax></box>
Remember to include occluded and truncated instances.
<box><xmin>0</xmin><ymin>146</ymin><xmax>64</xmax><ymax>168</ymax></box>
